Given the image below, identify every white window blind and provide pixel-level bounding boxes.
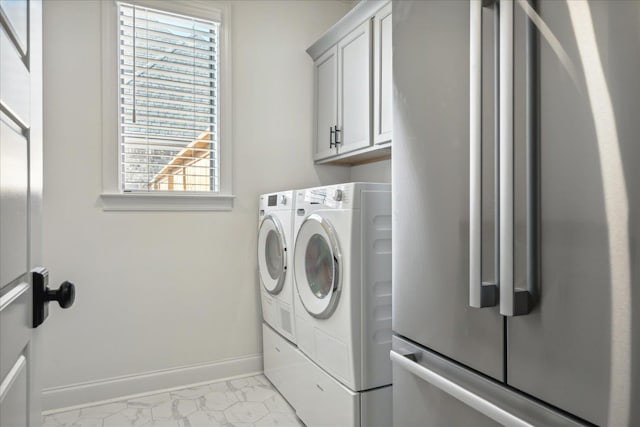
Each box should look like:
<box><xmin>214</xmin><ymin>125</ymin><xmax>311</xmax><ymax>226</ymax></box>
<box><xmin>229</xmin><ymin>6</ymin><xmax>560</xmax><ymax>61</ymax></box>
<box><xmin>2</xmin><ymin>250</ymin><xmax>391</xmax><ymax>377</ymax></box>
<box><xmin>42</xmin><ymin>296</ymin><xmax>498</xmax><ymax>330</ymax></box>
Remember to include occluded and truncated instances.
<box><xmin>118</xmin><ymin>3</ymin><xmax>219</xmax><ymax>192</ymax></box>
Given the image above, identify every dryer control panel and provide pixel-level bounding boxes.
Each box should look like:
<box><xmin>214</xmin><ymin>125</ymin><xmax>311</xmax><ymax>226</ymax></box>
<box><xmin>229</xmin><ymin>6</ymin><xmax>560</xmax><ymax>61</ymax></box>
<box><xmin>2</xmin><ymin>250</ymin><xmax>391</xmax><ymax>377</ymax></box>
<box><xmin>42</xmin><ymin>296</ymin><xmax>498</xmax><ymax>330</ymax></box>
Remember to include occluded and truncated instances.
<box><xmin>296</xmin><ymin>184</ymin><xmax>354</xmax><ymax>210</ymax></box>
<box><xmin>295</xmin><ymin>183</ymin><xmax>391</xmax><ymax>212</ymax></box>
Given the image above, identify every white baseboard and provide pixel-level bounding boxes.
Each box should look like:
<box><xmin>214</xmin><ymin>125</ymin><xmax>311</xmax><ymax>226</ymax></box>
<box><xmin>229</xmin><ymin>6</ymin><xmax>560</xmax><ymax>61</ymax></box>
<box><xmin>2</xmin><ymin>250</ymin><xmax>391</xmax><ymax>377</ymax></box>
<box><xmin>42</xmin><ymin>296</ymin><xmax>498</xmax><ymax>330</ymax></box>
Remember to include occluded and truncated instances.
<box><xmin>42</xmin><ymin>354</ymin><xmax>263</xmax><ymax>412</ymax></box>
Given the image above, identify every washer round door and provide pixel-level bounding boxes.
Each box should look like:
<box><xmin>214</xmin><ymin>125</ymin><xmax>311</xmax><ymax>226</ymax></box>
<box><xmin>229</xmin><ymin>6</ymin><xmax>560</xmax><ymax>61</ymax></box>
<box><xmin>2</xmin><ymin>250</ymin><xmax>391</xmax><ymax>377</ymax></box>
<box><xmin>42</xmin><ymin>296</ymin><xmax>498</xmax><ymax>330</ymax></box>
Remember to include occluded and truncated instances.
<box><xmin>294</xmin><ymin>214</ymin><xmax>342</xmax><ymax>318</ymax></box>
<box><xmin>258</xmin><ymin>215</ymin><xmax>288</xmax><ymax>295</ymax></box>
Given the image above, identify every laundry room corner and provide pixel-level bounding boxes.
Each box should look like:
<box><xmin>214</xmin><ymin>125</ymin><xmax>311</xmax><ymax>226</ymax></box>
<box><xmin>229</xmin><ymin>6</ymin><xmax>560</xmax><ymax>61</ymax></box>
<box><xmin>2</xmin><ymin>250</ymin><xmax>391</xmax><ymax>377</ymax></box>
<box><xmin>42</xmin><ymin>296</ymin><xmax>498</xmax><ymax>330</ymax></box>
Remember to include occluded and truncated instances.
<box><xmin>39</xmin><ymin>0</ymin><xmax>354</xmax><ymax>410</ymax></box>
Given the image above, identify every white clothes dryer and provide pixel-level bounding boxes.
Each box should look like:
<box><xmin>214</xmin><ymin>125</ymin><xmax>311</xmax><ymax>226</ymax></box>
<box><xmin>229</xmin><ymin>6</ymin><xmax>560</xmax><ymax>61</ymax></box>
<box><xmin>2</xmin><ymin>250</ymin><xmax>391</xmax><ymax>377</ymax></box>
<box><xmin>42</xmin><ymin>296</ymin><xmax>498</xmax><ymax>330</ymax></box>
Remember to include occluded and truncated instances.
<box><xmin>293</xmin><ymin>183</ymin><xmax>392</xmax><ymax>391</ymax></box>
<box><xmin>258</xmin><ymin>191</ymin><xmax>296</xmax><ymax>343</ymax></box>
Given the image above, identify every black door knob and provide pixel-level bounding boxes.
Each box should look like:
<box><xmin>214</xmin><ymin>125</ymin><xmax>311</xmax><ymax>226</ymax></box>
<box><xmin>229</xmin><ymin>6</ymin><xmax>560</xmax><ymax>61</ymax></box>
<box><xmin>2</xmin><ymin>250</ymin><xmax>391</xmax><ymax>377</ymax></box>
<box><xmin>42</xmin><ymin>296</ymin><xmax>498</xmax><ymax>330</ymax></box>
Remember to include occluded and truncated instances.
<box><xmin>45</xmin><ymin>281</ymin><xmax>75</xmax><ymax>309</ymax></box>
<box><xmin>32</xmin><ymin>268</ymin><xmax>77</xmax><ymax>327</ymax></box>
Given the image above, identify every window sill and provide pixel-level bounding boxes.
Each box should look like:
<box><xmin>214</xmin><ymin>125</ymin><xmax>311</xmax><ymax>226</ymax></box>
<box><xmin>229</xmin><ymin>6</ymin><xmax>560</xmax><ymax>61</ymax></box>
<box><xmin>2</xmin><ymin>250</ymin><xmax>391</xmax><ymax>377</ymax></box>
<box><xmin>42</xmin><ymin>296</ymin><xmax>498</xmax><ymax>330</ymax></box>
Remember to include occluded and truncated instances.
<box><xmin>100</xmin><ymin>192</ymin><xmax>235</xmax><ymax>212</ymax></box>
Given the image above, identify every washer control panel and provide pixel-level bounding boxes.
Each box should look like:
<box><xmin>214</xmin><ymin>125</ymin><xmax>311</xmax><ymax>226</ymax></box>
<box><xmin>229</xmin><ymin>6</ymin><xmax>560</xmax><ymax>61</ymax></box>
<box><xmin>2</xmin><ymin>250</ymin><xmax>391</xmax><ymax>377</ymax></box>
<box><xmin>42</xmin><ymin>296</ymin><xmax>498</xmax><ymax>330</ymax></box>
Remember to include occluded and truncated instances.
<box><xmin>259</xmin><ymin>190</ymin><xmax>294</xmax><ymax>210</ymax></box>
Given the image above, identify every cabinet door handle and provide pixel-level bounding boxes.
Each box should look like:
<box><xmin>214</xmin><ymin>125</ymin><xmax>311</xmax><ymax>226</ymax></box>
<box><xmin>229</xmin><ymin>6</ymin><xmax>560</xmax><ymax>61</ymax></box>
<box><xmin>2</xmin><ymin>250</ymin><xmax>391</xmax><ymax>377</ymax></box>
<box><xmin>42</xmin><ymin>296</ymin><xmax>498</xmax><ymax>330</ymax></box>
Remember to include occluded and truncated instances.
<box><xmin>334</xmin><ymin>126</ymin><xmax>342</xmax><ymax>145</ymax></box>
<box><xmin>330</xmin><ymin>126</ymin><xmax>336</xmax><ymax>148</ymax></box>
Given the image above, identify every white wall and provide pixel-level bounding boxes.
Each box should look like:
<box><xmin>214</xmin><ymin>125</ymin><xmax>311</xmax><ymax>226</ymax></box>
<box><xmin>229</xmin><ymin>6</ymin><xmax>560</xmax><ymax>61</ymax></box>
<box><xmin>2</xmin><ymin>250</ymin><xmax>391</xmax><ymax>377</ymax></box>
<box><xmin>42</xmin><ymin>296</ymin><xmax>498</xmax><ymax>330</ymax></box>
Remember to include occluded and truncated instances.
<box><xmin>350</xmin><ymin>159</ymin><xmax>391</xmax><ymax>182</ymax></box>
<box><xmin>41</xmin><ymin>0</ymin><xmax>353</xmax><ymax>406</ymax></box>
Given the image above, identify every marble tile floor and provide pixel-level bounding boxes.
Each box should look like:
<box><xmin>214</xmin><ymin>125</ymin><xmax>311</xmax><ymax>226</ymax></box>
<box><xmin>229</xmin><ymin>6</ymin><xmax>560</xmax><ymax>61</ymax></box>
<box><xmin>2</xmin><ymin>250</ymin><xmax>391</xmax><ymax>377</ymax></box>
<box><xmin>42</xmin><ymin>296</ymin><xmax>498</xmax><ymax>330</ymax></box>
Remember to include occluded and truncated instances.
<box><xmin>42</xmin><ymin>374</ymin><xmax>304</xmax><ymax>427</ymax></box>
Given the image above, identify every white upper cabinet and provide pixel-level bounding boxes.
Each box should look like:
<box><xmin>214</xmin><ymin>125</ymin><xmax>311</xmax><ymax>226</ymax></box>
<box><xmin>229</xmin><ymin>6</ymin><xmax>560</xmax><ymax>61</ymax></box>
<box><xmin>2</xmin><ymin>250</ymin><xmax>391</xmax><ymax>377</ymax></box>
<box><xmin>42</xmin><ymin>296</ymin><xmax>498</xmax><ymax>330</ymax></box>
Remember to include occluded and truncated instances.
<box><xmin>308</xmin><ymin>1</ymin><xmax>391</xmax><ymax>164</ymax></box>
<box><xmin>337</xmin><ymin>20</ymin><xmax>372</xmax><ymax>155</ymax></box>
<box><xmin>314</xmin><ymin>46</ymin><xmax>339</xmax><ymax>161</ymax></box>
<box><xmin>373</xmin><ymin>3</ymin><xmax>392</xmax><ymax>145</ymax></box>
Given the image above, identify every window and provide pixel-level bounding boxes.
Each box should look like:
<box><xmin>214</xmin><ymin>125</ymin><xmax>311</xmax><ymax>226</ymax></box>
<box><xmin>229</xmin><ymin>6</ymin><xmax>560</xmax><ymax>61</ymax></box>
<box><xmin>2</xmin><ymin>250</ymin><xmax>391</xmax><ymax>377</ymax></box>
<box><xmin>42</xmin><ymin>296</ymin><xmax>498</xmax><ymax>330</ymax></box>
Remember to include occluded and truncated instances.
<box><xmin>119</xmin><ymin>3</ymin><xmax>218</xmax><ymax>192</ymax></box>
<box><xmin>101</xmin><ymin>0</ymin><xmax>233</xmax><ymax>210</ymax></box>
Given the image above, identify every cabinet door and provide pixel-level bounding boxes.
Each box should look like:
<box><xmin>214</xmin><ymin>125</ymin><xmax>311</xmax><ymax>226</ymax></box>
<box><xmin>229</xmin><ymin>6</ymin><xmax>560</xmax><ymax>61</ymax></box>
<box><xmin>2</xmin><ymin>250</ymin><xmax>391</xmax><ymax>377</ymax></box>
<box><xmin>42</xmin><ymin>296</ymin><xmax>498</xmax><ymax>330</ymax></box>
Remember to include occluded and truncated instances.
<box><xmin>313</xmin><ymin>46</ymin><xmax>338</xmax><ymax>161</ymax></box>
<box><xmin>337</xmin><ymin>20</ymin><xmax>372</xmax><ymax>155</ymax></box>
<box><xmin>373</xmin><ymin>3</ymin><xmax>392</xmax><ymax>145</ymax></box>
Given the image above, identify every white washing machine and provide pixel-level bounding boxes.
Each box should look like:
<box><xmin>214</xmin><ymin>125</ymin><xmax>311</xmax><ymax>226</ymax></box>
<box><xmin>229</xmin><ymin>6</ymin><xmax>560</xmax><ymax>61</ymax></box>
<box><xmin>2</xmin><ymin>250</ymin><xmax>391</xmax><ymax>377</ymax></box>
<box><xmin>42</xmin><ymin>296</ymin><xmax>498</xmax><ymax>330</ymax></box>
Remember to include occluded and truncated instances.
<box><xmin>293</xmin><ymin>183</ymin><xmax>392</xmax><ymax>392</ymax></box>
<box><xmin>258</xmin><ymin>190</ymin><xmax>296</xmax><ymax>343</ymax></box>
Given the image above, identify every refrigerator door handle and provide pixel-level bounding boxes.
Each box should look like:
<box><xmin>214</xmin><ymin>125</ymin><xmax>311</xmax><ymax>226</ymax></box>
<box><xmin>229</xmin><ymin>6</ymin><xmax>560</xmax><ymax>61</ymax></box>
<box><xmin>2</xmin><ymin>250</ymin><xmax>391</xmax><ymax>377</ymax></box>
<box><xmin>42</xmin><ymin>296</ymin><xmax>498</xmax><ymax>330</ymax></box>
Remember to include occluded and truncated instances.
<box><xmin>499</xmin><ymin>0</ymin><xmax>534</xmax><ymax>316</ymax></box>
<box><xmin>469</xmin><ymin>0</ymin><xmax>498</xmax><ymax>308</ymax></box>
<box><xmin>390</xmin><ymin>350</ymin><xmax>534</xmax><ymax>427</ymax></box>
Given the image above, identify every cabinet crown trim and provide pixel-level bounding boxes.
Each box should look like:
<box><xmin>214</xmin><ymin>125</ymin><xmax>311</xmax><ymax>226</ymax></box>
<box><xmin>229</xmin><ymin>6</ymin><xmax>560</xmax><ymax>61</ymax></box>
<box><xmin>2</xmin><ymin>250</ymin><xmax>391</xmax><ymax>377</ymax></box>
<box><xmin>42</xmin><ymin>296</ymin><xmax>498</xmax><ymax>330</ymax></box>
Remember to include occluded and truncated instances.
<box><xmin>306</xmin><ymin>0</ymin><xmax>389</xmax><ymax>60</ymax></box>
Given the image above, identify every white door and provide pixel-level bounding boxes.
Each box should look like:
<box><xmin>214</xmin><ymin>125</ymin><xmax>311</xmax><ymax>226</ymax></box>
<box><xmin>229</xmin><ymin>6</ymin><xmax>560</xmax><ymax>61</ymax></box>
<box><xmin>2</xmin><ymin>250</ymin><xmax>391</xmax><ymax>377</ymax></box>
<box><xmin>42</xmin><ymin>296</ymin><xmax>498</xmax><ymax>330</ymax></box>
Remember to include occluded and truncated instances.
<box><xmin>1</xmin><ymin>1</ymin><xmax>74</xmax><ymax>425</ymax></box>
<box><xmin>373</xmin><ymin>3</ymin><xmax>392</xmax><ymax>145</ymax></box>
<box><xmin>337</xmin><ymin>20</ymin><xmax>372</xmax><ymax>155</ymax></box>
<box><xmin>293</xmin><ymin>214</ymin><xmax>342</xmax><ymax>319</ymax></box>
<box><xmin>313</xmin><ymin>46</ymin><xmax>338</xmax><ymax>161</ymax></box>
<box><xmin>1</xmin><ymin>0</ymin><xmax>43</xmax><ymax>425</ymax></box>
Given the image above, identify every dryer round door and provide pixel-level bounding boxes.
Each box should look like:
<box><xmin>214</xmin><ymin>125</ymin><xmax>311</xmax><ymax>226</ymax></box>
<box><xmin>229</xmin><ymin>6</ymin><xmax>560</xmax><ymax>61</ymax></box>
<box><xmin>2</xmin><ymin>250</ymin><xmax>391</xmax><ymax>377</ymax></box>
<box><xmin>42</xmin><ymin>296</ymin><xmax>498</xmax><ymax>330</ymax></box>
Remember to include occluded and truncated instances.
<box><xmin>294</xmin><ymin>214</ymin><xmax>342</xmax><ymax>318</ymax></box>
<box><xmin>258</xmin><ymin>215</ymin><xmax>288</xmax><ymax>295</ymax></box>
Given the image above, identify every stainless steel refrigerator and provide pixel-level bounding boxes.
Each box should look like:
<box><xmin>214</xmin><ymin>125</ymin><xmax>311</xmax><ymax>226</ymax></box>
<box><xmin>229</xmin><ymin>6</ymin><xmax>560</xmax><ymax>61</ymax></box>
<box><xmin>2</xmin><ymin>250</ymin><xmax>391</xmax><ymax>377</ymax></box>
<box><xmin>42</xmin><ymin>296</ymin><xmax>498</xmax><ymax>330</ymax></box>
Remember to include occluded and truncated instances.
<box><xmin>391</xmin><ymin>0</ymin><xmax>640</xmax><ymax>425</ymax></box>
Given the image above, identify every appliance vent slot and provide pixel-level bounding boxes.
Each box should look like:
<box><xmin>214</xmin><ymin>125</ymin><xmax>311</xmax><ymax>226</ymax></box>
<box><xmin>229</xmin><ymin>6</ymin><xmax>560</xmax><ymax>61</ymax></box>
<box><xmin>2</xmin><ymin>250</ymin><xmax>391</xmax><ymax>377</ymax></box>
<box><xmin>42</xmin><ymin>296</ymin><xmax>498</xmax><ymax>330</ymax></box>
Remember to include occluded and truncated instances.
<box><xmin>280</xmin><ymin>308</ymin><xmax>292</xmax><ymax>333</ymax></box>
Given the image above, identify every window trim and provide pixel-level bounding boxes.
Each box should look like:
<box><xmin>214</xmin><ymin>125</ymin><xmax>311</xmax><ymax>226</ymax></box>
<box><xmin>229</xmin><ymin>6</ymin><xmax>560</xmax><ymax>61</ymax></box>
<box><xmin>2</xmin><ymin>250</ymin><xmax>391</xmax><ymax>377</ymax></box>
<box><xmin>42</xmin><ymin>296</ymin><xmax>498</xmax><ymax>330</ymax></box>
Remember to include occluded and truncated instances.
<box><xmin>100</xmin><ymin>0</ymin><xmax>233</xmax><ymax>211</ymax></box>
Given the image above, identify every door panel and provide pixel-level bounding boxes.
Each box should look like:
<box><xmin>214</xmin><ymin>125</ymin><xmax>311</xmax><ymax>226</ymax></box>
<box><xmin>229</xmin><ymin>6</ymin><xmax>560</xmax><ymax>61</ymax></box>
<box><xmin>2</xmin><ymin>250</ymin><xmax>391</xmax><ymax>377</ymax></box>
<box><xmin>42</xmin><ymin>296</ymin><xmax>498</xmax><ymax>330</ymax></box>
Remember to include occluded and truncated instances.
<box><xmin>0</xmin><ymin>116</ymin><xmax>28</xmax><ymax>286</ymax></box>
<box><xmin>337</xmin><ymin>20</ymin><xmax>371</xmax><ymax>154</ymax></box>
<box><xmin>0</xmin><ymin>281</ymin><xmax>30</xmax><ymax>380</ymax></box>
<box><xmin>392</xmin><ymin>0</ymin><xmax>503</xmax><ymax>381</ymax></box>
<box><xmin>508</xmin><ymin>1</ymin><xmax>640</xmax><ymax>425</ymax></box>
<box><xmin>0</xmin><ymin>355</ymin><xmax>28</xmax><ymax>427</ymax></box>
<box><xmin>0</xmin><ymin>26</ymin><xmax>30</xmax><ymax>126</ymax></box>
<box><xmin>0</xmin><ymin>0</ymin><xmax>28</xmax><ymax>51</ymax></box>
<box><xmin>314</xmin><ymin>46</ymin><xmax>338</xmax><ymax>160</ymax></box>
